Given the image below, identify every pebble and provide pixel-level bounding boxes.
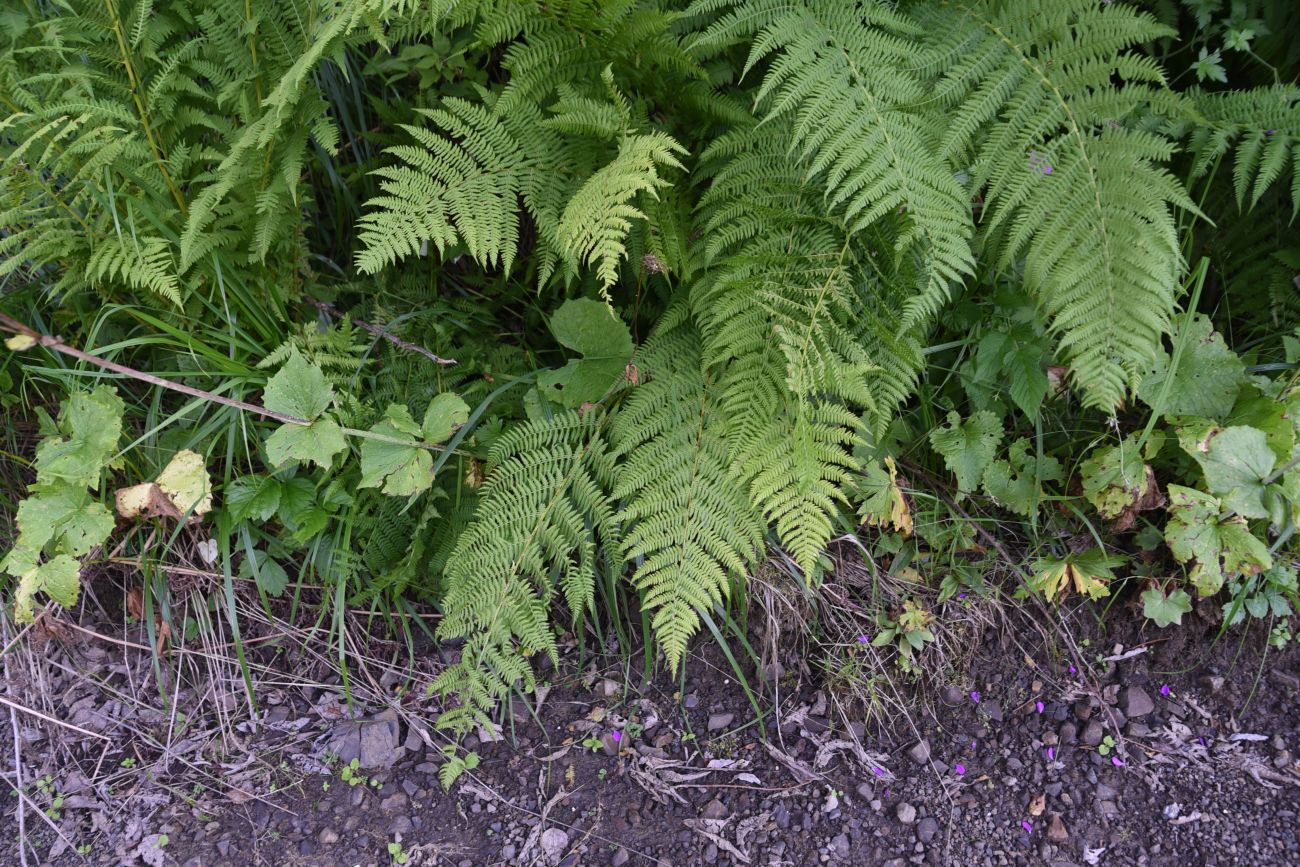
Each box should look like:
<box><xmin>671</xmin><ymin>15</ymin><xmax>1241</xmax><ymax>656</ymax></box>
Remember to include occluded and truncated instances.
<box><xmin>540</xmin><ymin>828</ymin><xmax>569</xmax><ymax>862</ymax></box>
<box><xmin>1082</xmin><ymin>720</ymin><xmax>1104</xmax><ymax>747</ymax></box>
<box><xmin>918</xmin><ymin>817</ymin><xmax>939</xmax><ymax>844</ymax></box>
<box><xmin>702</xmin><ymin>798</ymin><xmax>729</xmax><ymax>820</ymax></box>
<box><xmin>319</xmin><ymin>828</ymin><xmax>339</xmax><ymax>845</ymax></box>
<box><xmin>909</xmin><ymin>739</ymin><xmax>932</xmax><ymax>764</ymax></box>
<box><xmin>897</xmin><ymin>802</ymin><xmax>917</xmax><ymax>825</ymax></box>
<box><xmin>1120</xmin><ymin>686</ymin><xmax>1154</xmax><ymax>718</ymax></box>
<box><xmin>707</xmin><ymin>712</ymin><xmax>734</xmax><ymax>732</ymax></box>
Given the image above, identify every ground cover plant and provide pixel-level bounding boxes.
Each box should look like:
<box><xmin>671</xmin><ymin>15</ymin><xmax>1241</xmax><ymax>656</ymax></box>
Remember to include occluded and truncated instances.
<box><xmin>1</xmin><ymin>0</ymin><xmax>1298</xmax><ymax>838</ymax></box>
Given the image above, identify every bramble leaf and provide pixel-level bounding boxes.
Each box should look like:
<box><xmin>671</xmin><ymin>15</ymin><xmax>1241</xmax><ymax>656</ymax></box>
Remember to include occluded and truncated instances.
<box><xmin>929</xmin><ymin>411</ymin><xmax>1003</xmax><ymax>493</ymax></box>
<box><xmin>421</xmin><ymin>393</ymin><xmax>470</xmax><ymax>444</ymax></box>
<box><xmin>225</xmin><ymin>475</ymin><xmax>283</xmax><ymax>523</ymax></box>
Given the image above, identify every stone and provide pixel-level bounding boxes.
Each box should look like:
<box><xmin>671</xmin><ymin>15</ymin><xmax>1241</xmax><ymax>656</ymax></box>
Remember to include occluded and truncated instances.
<box><xmin>897</xmin><ymin>802</ymin><xmax>917</xmax><ymax>825</ymax></box>
<box><xmin>1120</xmin><ymin>686</ymin><xmax>1154</xmax><ymax>718</ymax></box>
<box><xmin>612</xmin><ymin>848</ymin><xmax>630</xmax><ymax>867</ymax></box>
<box><xmin>702</xmin><ymin>799</ymin><xmax>729</xmax><ymax>820</ymax></box>
<box><xmin>540</xmin><ymin>828</ymin><xmax>569</xmax><ymax>863</ymax></box>
<box><xmin>1082</xmin><ymin>721</ymin><xmax>1104</xmax><ymax>747</ymax></box>
<box><xmin>831</xmin><ymin>833</ymin><xmax>851</xmax><ymax>858</ymax></box>
<box><xmin>1047</xmin><ymin>814</ymin><xmax>1068</xmax><ymax>844</ymax></box>
<box><xmin>909</xmin><ymin>740</ymin><xmax>932</xmax><ymax>764</ymax></box>
<box><xmin>707</xmin><ymin>712</ymin><xmax>734</xmax><ymax>732</ymax></box>
<box><xmin>918</xmin><ymin>817</ymin><xmax>939</xmax><ymax>844</ymax></box>
<box><xmin>981</xmin><ymin>700</ymin><xmax>1004</xmax><ymax>723</ymax></box>
<box><xmin>389</xmin><ymin>816</ymin><xmax>413</xmax><ymax>836</ymax></box>
<box><xmin>940</xmin><ymin>685</ymin><xmax>965</xmax><ymax>706</ymax></box>
<box><xmin>380</xmin><ymin>793</ymin><xmax>407</xmax><ymax>814</ymax></box>
<box><xmin>319</xmin><ymin>828</ymin><xmax>340</xmax><ymax>845</ymax></box>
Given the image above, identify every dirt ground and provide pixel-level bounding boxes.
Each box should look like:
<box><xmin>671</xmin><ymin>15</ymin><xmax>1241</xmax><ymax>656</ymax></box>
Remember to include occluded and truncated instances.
<box><xmin>3</xmin><ymin>573</ymin><xmax>1299</xmax><ymax>867</ymax></box>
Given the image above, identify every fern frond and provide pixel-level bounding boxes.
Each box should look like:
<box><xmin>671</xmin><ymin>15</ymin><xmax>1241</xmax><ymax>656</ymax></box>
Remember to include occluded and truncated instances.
<box><xmin>612</xmin><ymin>315</ymin><xmax>763</xmax><ymax>671</ymax></box>
<box><xmin>922</xmin><ymin>0</ymin><xmax>1196</xmax><ymax>409</ymax></box>
<box><xmin>432</xmin><ymin>411</ymin><xmax>619</xmax><ymax>734</ymax></box>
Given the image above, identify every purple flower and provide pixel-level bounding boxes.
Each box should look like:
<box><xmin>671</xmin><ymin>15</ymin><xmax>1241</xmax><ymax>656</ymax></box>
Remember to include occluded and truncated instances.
<box><xmin>1046</xmin><ymin>747</ymin><xmax>1055</xmax><ymax>761</ymax></box>
<box><xmin>1068</xmin><ymin>664</ymin><xmax>1077</xmax><ymax>675</ymax></box>
<box><xmin>1035</xmin><ymin>701</ymin><xmax>1044</xmax><ymax>714</ymax></box>
<box><xmin>970</xmin><ymin>691</ymin><xmax>981</xmax><ymax>703</ymax></box>
<box><xmin>1021</xmin><ymin>821</ymin><xmax>1033</xmax><ymax>834</ymax></box>
<box><xmin>611</xmin><ymin>730</ymin><xmax>622</xmax><ymax>742</ymax></box>
<box><xmin>857</xmin><ymin>634</ymin><xmax>871</xmax><ymax>644</ymax></box>
<box><xmin>954</xmin><ymin>763</ymin><xmax>966</xmax><ymax>775</ymax></box>
<box><xmin>970</xmin><ymin>740</ymin><xmax>977</xmax><ymax>752</ymax></box>
<box><xmin>1111</xmin><ymin>756</ymin><xmax>1124</xmax><ymax>767</ymax></box>
<box><xmin>1159</xmin><ymin>684</ymin><xmax>1171</xmax><ymax>697</ymax></box>
<box><xmin>873</xmin><ymin>767</ymin><xmax>886</xmax><ymax>777</ymax></box>
<box><xmin>958</xmin><ymin>593</ymin><xmax>968</xmax><ymax>599</ymax></box>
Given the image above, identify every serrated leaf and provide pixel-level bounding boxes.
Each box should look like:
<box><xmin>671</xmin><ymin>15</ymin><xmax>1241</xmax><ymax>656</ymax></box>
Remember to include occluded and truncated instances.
<box><xmin>1141</xmin><ymin>587</ymin><xmax>1192</xmax><ymax>627</ymax></box>
<box><xmin>422</xmin><ymin>393</ymin><xmax>469</xmax><ymax>443</ymax></box>
<box><xmin>1227</xmin><ymin>387</ymin><xmax>1295</xmax><ymax>463</ymax></box>
<box><xmin>981</xmin><ymin>437</ymin><xmax>1062</xmax><ymax>516</ymax></box>
<box><xmin>1003</xmin><ymin>342</ymin><xmax>1050</xmax><ymax>420</ymax></box>
<box><xmin>12</xmin><ymin>554</ymin><xmax>82</xmax><ymax>622</ymax></box>
<box><xmin>262</xmin><ymin>351</ymin><xmax>334</xmax><ymax>421</ymax></box>
<box><xmin>1030</xmin><ymin>548</ymin><xmax>1122</xmax><ymax>602</ymax></box>
<box><xmin>15</xmin><ymin>489</ymin><xmax>114</xmax><ymax>557</ymax></box>
<box><xmin>1194</xmin><ymin>426</ymin><xmax>1275</xmax><ymax>520</ymax></box>
<box><xmin>266</xmin><ymin>417</ymin><xmax>347</xmax><ymax>468</ymax></box>
<box><xmin>1138</xmin><ymin>313</ymin><xmax>1245</xmax><ymax>419</ymax></box>
<box><xmin>359</xmin><ymin>418</ymin><xmax>433</xmax><ymax>497</ymax></box>
<box><xmin>155</xmin><ymin>449</ymin><xmax>213</xmax><ymax>516</ymax></box>
<box><xmin>33</xmin><ymin>387</ymin><xmax>124</xmax><ymax>489</ymax></box>
<box><xmin>1165</xmin><ymin>485</ymin><xmax>1272</xmax><ymax>596</ymax></box>
<box><xmin>929</xmin><ymin>410</ymin><xmax>1003</xmax><ymax>493</ymax></box>
<box><xmin>539</xmin><ymin>299</ymin><xmax>633</xmax><ymax>408</ymax></box>
<box><xmin>238</xmin><ymin>549</ymin><xmax>289</xmax><ymax>597</ymax></box>
<box><xmin>224</xmin><ymin>475</ymin><xmax>282</xmax><ymax>523</ymax></box>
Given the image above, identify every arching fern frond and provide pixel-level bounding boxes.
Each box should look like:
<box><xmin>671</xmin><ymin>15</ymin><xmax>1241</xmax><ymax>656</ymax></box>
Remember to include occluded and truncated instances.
<box><xmin>431</xmin><ymin>411</ymin><xmax>619</xmax><ymax>735</ymax></box>
<box><xmin>920</xmin><ymin>0</ymin><xmax>1197</xmax><ymax>410</ymax></box>
<box><xmin>612</xmin><ymin>312</ymin><xmax>763</xmax><ymax>671</ymax></box>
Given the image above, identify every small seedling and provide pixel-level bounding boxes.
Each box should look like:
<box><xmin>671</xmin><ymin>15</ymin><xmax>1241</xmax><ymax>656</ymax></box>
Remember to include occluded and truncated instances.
<box><xmin>388</xmin><ymin>841</ymin><xmax>409</xmax><ymax>864</ymax></box>
<box><xmin>1097</xmin><ymin>735</ymin><xmax>1116</xmax><ymax>756</ymax></box>
<box><xmin>340</xmin><ymin>758</ymin><xmax>369</xmax><ymax>787</ymax></box>
<box><xmin>597</xmin><ymin>768</ymin><xmax>608</xmax><ymax>781</ymax></box>
<box><xmin>120</xmin><ymin>757</ymin><xmax>136</xmax><ymax>769</ymax></box>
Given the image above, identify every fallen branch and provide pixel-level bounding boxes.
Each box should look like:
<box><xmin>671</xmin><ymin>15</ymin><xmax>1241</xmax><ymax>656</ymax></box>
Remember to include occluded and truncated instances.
<box><xmin>307</xmin><ymin>298</ymin><xmax>456</xmax><ymax>366</ymax></box>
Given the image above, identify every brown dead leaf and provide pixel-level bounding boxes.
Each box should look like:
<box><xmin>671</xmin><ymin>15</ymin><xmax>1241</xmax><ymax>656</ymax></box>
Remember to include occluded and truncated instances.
<box><xmin>116</xmin><ymin>482</ymin><xmax>184</xmax><ymax>520</ymax></box>
<box><xmin>1028</xmin><ymin>793</ymin><xmax>1046</xmax><ymax>817</ymax></box>
<box><xmin>1111</xmin><ymin>464</ymin><xmax>1164</xmax><ymax>532</ymax></box>
<box><xmin>1048</xmin><ymin>812</ymin><xmax>1069</xmax><ymax>843</ymax></box>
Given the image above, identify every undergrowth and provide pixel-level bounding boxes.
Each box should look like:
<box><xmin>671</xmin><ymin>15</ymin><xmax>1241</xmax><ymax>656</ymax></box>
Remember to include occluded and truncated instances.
<box><xmin>1</xmin><ymin>0</ymin><xmax>1298</xmax><ymax>785</ymax></box>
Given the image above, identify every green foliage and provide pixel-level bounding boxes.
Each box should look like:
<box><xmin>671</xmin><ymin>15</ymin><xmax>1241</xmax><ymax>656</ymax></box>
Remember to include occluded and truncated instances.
<box><xmin>929</xmin><ymin>411</ymin><xmax>1003</xmax><ymax>494</ymax></box>
<box><xmin>2</xmin><ymin>388</ymin><xmax>123</xmax><ymax>621</ymax></box>
<box><xmin>1165</xmin><ymin>485</ymin><xmax>1272</xmax><ymax>596</ymax></box>
<box><xmin>1030</xmin><ymin>549</ymin><xmax>1124</xmax><ymax>603</ymax></box>
<box><xmin>1142</xmin><ymin>586</ymin><xmax>1193</xmax><ymax>628</ymax></box>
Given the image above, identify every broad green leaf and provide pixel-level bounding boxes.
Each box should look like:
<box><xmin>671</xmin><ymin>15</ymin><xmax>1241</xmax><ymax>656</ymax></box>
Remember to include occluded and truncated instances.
<box><xmin>239</xmin><ymin>549</ymin><xmax>289</xmax><ymax>597</ymax></box>
<box><xmin>1165</xmin><ymin>485</ymin><xmax>1272</xmax><ymax>596</ymax></box>
<box><xmin>1141</xmin><ymin>587</ymin><xmax>1192</xmax><ymax>628</ymax></box>
<box><xmin>266</xmin><ymin>417</ymin><xmax>347</xmax><ymax>468</ymax></box>
<box><xmin>380</xmin><ymin>403</ymin><xmax>423</xmax><ymax>438</ymax></box>
<box><xmin>539</xmin><ymin>299</ymin><xmax>633</xmax><ymax>408</ymax></box>
<box><xmin>1196</xmin><ymin>426</ymin><xmax>1275</xmax><ymax>519</ymax></box>
<box><xmin>276</xmin><ymin>477</ymin><xmax>316</xmax><ymax>524</ymax></box>
<box><xmin>15</xmin><ymin>488</ymin><xmax>114</xmax><ymax>557</ymax></box>
<box><xmin>1079</xmin><ymin>436</ymin><xmax>1160</xmax><ymax>527</ymax></box>
<box><xmin>1227</xmin><ymin>387</ymin><xmax>1295</xmax><ymax>463</ymax></box>
<box><xmin>1003</xmin><ymin>342</ymin><xmax>1050</xmax><ymax>420</ymax></box>
<box><xmin>929</xmin><ymin>410</ymin><xmax>1003</xmax><ymax>493</ymax></box>
<box><xmin>1138</xmin><ymin>313</ymin><xmax>1245</xmax><ymax>419</ymax></box>
<box><xmin>12</xmin><ymin>554</ymin><xmax>82</xmax><ymax>622</ymax></box>
<box><xmin>262</xmin><ymin>351</ymin><xmax>334</xmax><ymax>421</ymax></box>
<box><xmin>155</xmin><ymin>449</ymin><xmax>213</xmax><ymax>516</ymax></box>
<box><xmin>981</xmin><ymin>437</ymin><xmax>1062</xmax><ymax>516</ymax></box>
<box><xmin>225</xmin><ymin>475</ymin><xmax>283</xmax><ymax>523</ymax></box>
<box><xmin>421</xmin><ymin>393</ymin><xmax>470</xmax><ymax>443</ymax></box>
<box><xmin>33</xmin><ymin>387</ymin><xmax>124</xmax><ymax>489</ymax></box>
<box><xmin>1030</xmin><ymin>548</ymin><xmax>1122</xmax><ymax>602</ymax></box>
<box><xmin>359</xmin><ymin>420</ymin><xmax>433</xmax><ymax>497</ymax></box>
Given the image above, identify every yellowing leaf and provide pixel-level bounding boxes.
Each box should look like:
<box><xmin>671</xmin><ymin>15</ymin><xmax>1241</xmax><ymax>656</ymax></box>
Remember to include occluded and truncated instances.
<box><xmin>5</xmin><ymin>334</ymin><xmax>37</xmax><ymax>351</ymax></box>
<box><xmin>859</xmin><ymin>457</ymin><xmax>913</xmax><ymax>536</ymax></box>
<box><xmin>1030</xmin><ymin>549</ymin><xmax>1123</xmax><ymax>602</ymax></box>
<box><xmin>155</xmin><ymin>449</ymin><xmax>213</xmax><ymax>516</ymax></box>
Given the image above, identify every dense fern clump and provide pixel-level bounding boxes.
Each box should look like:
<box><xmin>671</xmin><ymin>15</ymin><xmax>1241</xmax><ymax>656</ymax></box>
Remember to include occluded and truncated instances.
<box><xmin>3</xmin><ymin>0</ymin><xmax>1298</xmax><ymax>768</ymax></box>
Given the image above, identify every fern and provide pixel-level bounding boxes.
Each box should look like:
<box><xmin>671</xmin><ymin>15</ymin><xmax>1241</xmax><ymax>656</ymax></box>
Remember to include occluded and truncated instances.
<box><xmin>919</xmin><ymin>0</ymin><xmax>1197</xmax><ymax>409</ymax></box>
<box><xmin>431</xmin><ymin>411</ymin><xmax>619</xmax><ymax>734</ymax></box>
<box><xmin>612</xmin><ymin>311</ymin><xmax>763</xmax><ymax>670</ymax></box>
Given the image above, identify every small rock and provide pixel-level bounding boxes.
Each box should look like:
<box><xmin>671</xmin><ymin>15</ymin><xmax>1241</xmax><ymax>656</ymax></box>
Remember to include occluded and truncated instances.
<box><xmin>1204</xmin><ymin>675</ymin><xmax>1225</xmax><ymax>693</ymax></box>
<box><xmin>1082</xmin><ymin>721</ymin><xmax>1104</xmax><ymax>747</ymax></box>
<box><xmin>684</xmin><ymin>694</ymin><xmax>700</xmax><ymax>709</ymax></box>
<box><xmin>940</xmin><ymin>685</ymin><xmax>965</xmax><ymax>706</ymax></box>
<box><xmin>380</xmin><ymin>793</ymin><xmax>407</xmax><ymax>814</ymax></box>
<box><xmin>1047</xmin><ymin>813</ymin><xmax>1069</xmax><ymax>844</ymax></box>
<box><xmin>918</xmin><ymin>817</ymin><xmax>939</xmax><ymax>844</ymax></box>
<box><xmin>981</xmin><ymin>701</ymin><xmax>1004</xmax><ymax>723</ymax></box>
<box><xmin>909</xmin><ymin>740</ymin><xmax>932</xmax><ymax>764</ymax></box>
<box><xmin>702</xmin><ymin>799</ymin><xmax>729</xmax><ymax>820</ymax></box>
<box><xmin>540</xmin><ymin>828</ymin><xmax>569</xmax><ymax>863</ymax></box>
<box><xmin>831</xmin><ymin>833</ymin><xmax>851</xmax><ymax>858</ymax></box>
<box><xmin>707</xmin><ymin>712</ymin><xmax>734</xmax><ymax>732</ymax></box>
<box><xmin>1120</xmin><ymin>686</ymin><xmax>1154</xmax><ymax>718</ymax></box>
<box><xmin>389</xmin><ymin>816</ymin><xmax>413</xmax><ymax>836</ymax></box>
<box><xmin>612</xmin><ymin>848</ymin><xmax>630</xmax><ymax>867</ymax></box>
<box><xmin>319</xmin><ymin>828</ymin><xmax>340</xmax><ymax>845</ymax></box>
<box><xmin>897</xmin><ymin>802</ymin><xmax>917</xmax><ymax>825</ymax></box>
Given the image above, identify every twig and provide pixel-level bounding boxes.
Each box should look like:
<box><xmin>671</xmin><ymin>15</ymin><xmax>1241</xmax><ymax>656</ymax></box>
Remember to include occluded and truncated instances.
<box><xmin>0</xmin><ymin>693</ymin><xmax>112</xmax><ymax>742</ymax></box>
<box><xmin>307</xmin><ymin>298</ymin><xmax>456</xmax><ymax>366</ymax></box>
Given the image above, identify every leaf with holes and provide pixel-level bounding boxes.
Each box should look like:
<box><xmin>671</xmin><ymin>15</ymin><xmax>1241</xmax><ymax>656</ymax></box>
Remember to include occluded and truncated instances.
<box><xmin>1138</xmin><ymin>313</ymin><xmax>1245</xmax><ymax>419</ymax></box>
<box><xmin>538</xmin><ymin>298</ymin><xmax>634</xmax><ymax>408</ymax></box>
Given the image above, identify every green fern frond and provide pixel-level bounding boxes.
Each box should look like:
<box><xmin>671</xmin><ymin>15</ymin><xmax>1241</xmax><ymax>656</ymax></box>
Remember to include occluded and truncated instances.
<box><xmin>612</xmin><ymin>315</ymin><xmax>763</xmax><ymax>671</ymax></box>
<box><xmin>432</xmin><ymin>411</ymin><xmax>619</xmax><ymax>734</ymax></box>
<box><xmin>921</xmin><ymin>0</ymin><xmax>1196</xmax><ymax>409</ymax></box>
